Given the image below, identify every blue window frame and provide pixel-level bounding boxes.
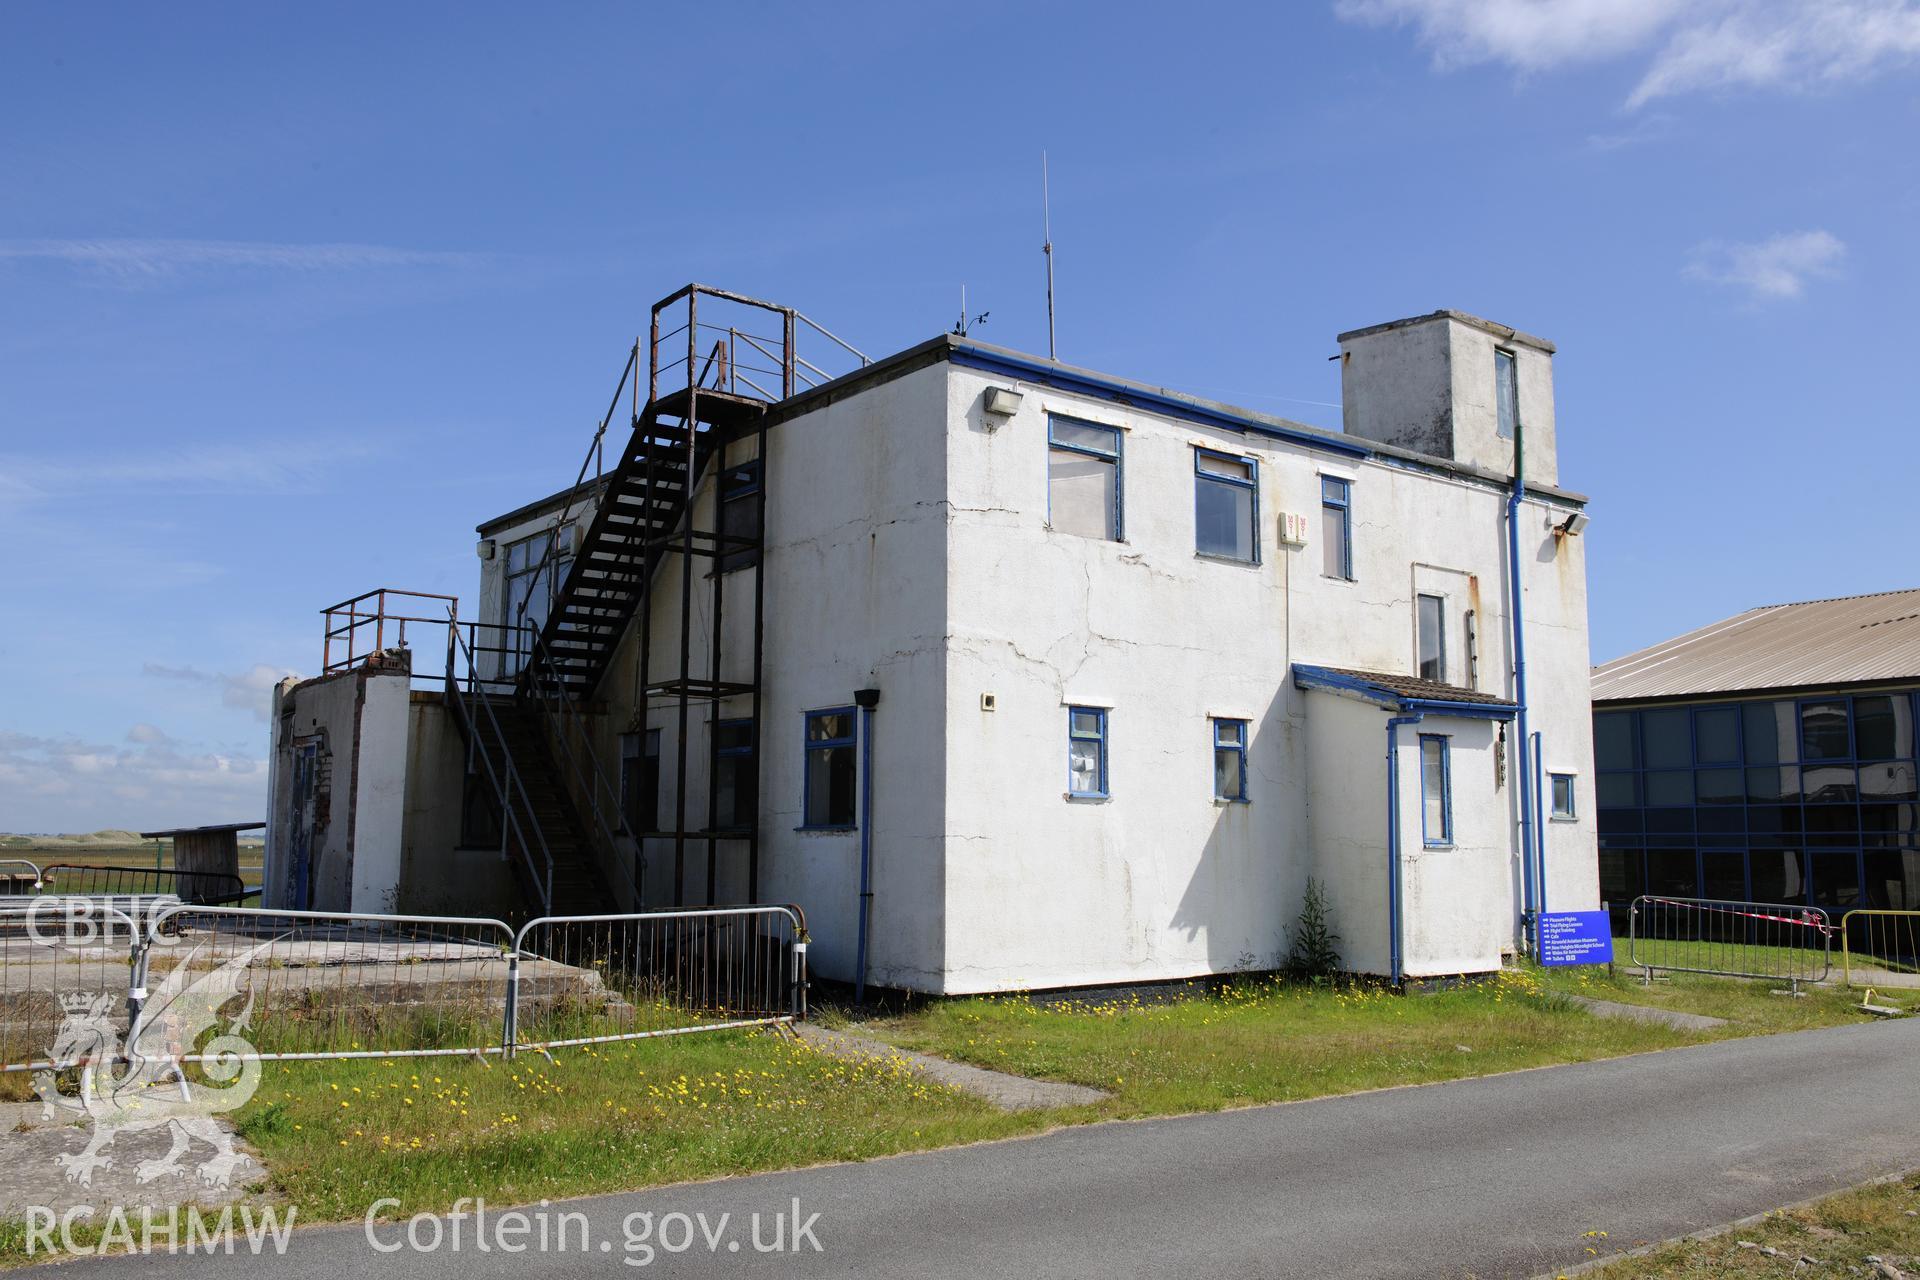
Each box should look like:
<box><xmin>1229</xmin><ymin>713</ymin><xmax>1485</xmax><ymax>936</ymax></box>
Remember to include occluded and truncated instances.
<box><xmin>1321</xmin><ymin>475</ymin><xmax>1353</xmax><ymax>580</ymax></box>
<box><xmin>1194</xmin><ymin>449</ymin><xmax>1259</xmax><ymax>563</ymax></box>
<box><xmin>1212</xmin><ymin>717</ymin><xmax>1249</xmax><ymax>801</ymax></box>
<box><xmin>1419</xmin><ymin>734</ymin><xmax>1452</xmax><ymax>846</ymax></box>
<box><xmin>1067</xmin><ymin>706</ymin><xmax>1109</xmax><ymax>798</ymax></box>
<box><xmin>1047</xmin><ymin>417</ymin><xmax>1122</xmax><ymax>541</ymax></box>
<box><xmin>1549</xmin><ymin>771</ymin><xmax>1577</xmax><ymax>821</ymax></box>
<box><xmin>1592</xmin><ymin>691</ymin><xmax>1920</xmax><ymax>927</ymax></box>
<box><xmin>802</xmin><ymin>708</ymin><xmax>857</xmax><ymax>829</ymax></box>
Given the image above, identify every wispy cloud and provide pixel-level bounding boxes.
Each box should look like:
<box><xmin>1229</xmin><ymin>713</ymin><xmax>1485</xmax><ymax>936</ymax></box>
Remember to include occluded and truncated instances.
<box><xmin>144</xmin><ymin>662</ymin><xmax>299</xmax><ymax>723</ymax></box>
<box><xmin>0</xmin><ymin>237</ymin><xmax>485</xmax><ymax>284</ymax></box>
<box><xmin>0</xmin><ymin>441</ymin><xmax>377</xmax><ymax>507</ymax></box>
<box><xmin>1335</xmin><ymin>0</ymin><xmax>1920</xmax><ymax>108</ymax></box>
<box><xmin>1685</xmin><ymin>229</ymin><xmax>1847</xmax><ymax>299</ymax></box>
<box><xmin>0</xmin><ymin>727</ymin><xmax>266</xmax><ymax>833</ymax></box>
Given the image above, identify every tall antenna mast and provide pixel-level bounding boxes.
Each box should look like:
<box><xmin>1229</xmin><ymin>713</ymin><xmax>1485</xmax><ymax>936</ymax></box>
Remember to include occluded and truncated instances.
<box><xmin>1042</xmin><ymin>151</ymin><xmax>1057</xmax><ymax>360</ymax></box>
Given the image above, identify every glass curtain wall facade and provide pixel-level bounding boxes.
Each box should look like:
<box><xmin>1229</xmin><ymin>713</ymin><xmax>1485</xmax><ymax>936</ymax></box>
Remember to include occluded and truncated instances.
<box><xmin>1595</xmin><ymin>689</ymin><xmax>1920</xmax><ymax>928</ymax></box>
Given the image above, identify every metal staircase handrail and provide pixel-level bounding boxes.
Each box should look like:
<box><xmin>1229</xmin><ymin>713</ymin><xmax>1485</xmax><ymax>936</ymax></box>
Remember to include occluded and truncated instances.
<box><xmin>445</xmin><ymin>613</ymin><xmax>555</xmax><ymax>913</ymax></box>
<box><xmin>520</xmin><ymin>622</ymin><xmax>643</xmax><ymax>905</ymax></box>
<box><xmin>507</xmin><ymin>340</ymin><xmax>642</xmax><ymax>675</ymax></box>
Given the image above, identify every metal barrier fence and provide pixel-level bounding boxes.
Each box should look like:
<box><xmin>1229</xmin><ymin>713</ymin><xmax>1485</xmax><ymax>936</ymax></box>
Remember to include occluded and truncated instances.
<box><xmin>1838</xmin><ymin>910</ymin><xmax>1920</xmax><ymax>990</ymax></box>
<box><xmin>0</xmin><ymin>859</ymin><xmax>42</xmax><ymax>892</ymax></box>
<box><xmin>1629</xmin><ymin>894</ymin><xmax>1833</xmax><ymax>992</ymax></box>
<box><xmin>511</xmin><ymin>908</ymin><xmax>808</xmax><ymax>1052</ymax></box>
<box><xmin>40</xmin><ymin>863</ymin><xmax>252</xmax><ymax>905</ymax></box>
<box><xmin>0</xmin><ymin>900</ymin><xmax>141</xmax><ymax>1073</ymax></box>
<box><xmin>145</xmin><ymin>905</ymin><xmax>518</xmax><ymax>1062</ymax></box>
<box><xmin>1</xmin><ymin>901</ymin><xmax>808</xmax><ymax>1072</ymax></box>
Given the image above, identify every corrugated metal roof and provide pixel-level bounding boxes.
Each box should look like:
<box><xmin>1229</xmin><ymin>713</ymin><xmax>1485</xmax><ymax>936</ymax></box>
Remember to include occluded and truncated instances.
<box><xmin>1592</xmin><ymin>587</ymin><xmax>1920</xmax><ymax>703</ymax></box>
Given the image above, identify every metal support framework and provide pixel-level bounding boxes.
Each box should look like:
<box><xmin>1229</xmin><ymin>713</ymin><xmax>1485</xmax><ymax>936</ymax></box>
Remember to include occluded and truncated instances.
<box><xmin>600</xmin><ymin>285</ymin><xmax>866</xmax><ymax>908</ymax></box>
<box><xmin>422</xmin><ymin>283</ymin><xmax>873</xmax><ymax>918</ymax></box>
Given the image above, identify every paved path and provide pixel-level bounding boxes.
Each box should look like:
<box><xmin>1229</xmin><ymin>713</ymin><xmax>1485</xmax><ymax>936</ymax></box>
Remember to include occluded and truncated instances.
<box><xmin>41</xmin><ymin>1019</ymin><xmax>1920</xmax><ymax>1279</ymax></box>
<box><xmin>795</xmin><ymin>1023</ymin><xmax>1109</xmax><ymax>1110</ymax></box>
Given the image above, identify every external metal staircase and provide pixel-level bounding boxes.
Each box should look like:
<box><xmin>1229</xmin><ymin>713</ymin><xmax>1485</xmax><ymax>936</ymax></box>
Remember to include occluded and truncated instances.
<box><xmin>320</xmin><ymin>287</ymin><xmax>867</xmax><ymax>919</ymax></box>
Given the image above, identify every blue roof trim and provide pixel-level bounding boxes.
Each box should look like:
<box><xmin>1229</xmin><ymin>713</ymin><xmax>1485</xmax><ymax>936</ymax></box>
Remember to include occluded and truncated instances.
<box><xmin>950</xmin><ymin>345</ymin><xmax>1372</xmax><ymax>462</ymax></box>
<box><xmin>1291</xmin><ymin>663</ymin><xmax>1519</xmax><ymax>721</ymax></box>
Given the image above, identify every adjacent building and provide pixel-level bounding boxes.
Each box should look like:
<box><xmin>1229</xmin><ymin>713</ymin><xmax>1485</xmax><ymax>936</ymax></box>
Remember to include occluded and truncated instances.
<box><xmin>266</xmin><ymin>287</ymin><xmax>1600</xmax><ymax>994</ymax></box>
<box><xmin>1590</xmin><ymin>588</ymin><xmax>1920</xmax><ymax>926</ymax></box>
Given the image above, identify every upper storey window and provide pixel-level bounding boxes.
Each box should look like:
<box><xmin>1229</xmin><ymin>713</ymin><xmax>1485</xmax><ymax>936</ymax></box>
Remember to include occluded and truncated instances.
<box><xmin>1048</xmin><ymin>417</ymin><xmax>1122</xmax><ymax>541</ymax></box>
<box><xmin>1495</xmin><ymin>348</ymin><xmax>1518</xmax><ymax>441</ymax></box>
<box><xmin>1194</xmin><ymin>449</ymin><xmax>1258</xmax><ymax>563</ymax></box>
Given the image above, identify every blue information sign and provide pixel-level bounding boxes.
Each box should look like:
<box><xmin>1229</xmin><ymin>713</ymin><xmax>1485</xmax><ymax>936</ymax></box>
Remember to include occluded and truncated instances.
<box><xmin>1538</xmin><ymin>911</ymin><xmax>1614</xmax><ymax>967</ymax></box>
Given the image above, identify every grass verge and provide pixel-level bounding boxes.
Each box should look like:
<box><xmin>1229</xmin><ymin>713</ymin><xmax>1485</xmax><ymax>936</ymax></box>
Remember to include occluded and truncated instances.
<box><xmin>0</xmin><ymin>964</ymin><xmax>1894</xmax><ymax>1267</ymax></box>
<box><xmin>1574</xmin><ymin>1172</ymin><xmax>1920</xmax><ymax>1278</ymax></box>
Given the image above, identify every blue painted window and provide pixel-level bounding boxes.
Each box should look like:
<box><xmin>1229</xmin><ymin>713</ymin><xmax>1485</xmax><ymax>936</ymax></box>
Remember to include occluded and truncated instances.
<box><xmin>714</xmin><ymin>718</ymin><xmax>755</xmax><ymax>830</ymax></box>
<box><xmin>803</xmin><ymin>709</ymin><xmax>857</xmax><ymax>828</ymax></box>
<box><xmin>1194</xmin><ymin>449</ymin><xmax>1258</xmax><ymax>563</ymax></box>
<box><xmin>1067</xmin><ymin>706</ymin><xmax>1109</xmax><ymax>798</ymax></box>
<box><xmin>1320</xmin><ymin>476</ymin><xmax>1353</xmax><ymax>580</ymax></box>
<box><xmin>1420</xmin><ymin>734</ymin><xmax>1452</xmax><ymax>846</ymax></box>
<box><xmin>1495</xmin><ymin>349</ymin><xmax>1517</xmax><ymax>441</ymax></box>
<box><xmin>1212</xmin><ymin>718</ymin><xmax>1248</xmax><ymax>802</ymax></box>
<box><xmin>1416</xmin><ymin>593</ymin><xmax>1446</xmax><ymax>683</ymax></box>
<box><xmin>1549</xmin><ymin>772</ymin><xmax>1576</xmax><ymax>820</ymax></box>
<box><xmin>1048</xmin><ymin>417</ymin><xmax>1122</xmax><ymax>541</ymax></box>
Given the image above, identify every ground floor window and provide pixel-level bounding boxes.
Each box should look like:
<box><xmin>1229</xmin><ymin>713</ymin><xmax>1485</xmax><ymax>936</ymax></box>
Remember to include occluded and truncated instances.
<box><xmin>1419</xmin><ymin>734</ymin><xmax>1452</xmax><ymax>846</ymax></box>
<box><xmin>1549</xmin><ymin>772</ymin><xmax>1577</xmax><ymax>820</ymax></box>
<box><xmin>1597</xmin><ymin>846</ymin><xmax>1919</xmax><ymax>915</ymax></box>
<box><xmin>714</xmin><ymin>718</ymin><xmax>756</xmax><ymax>830</ymax></box>
<box><xmin>803</xmin><ymin>709</ymin><xmax>857</xmax><ymax>828</ymax></box>
<box><xmin>1068</xmin><ymin>706</ymin><xmax>1109</xmax><ymax>798</ymax></box>
<box><xmin>620</xmin><ymin>729</ymin><xmax>660</xmax><ymax>835</ymax></box>
<box><xmin>1212</xmin><ymin>717</ymin><xmax>1248</xmax><ymax>801</ymax></box>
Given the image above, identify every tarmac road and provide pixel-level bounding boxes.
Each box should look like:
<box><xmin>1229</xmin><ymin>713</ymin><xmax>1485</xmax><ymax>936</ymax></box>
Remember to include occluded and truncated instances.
<box><xmin>38</xmin><ymin>1017</ymin><xmax>1920</xmax><ymax>1279</ymax></box>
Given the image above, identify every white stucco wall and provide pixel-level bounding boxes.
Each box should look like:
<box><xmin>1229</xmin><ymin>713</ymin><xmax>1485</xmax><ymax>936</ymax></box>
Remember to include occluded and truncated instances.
<box><xmin>263</xmin><ymin>665</ymin><xmax>410</xmax><ymax>914</ymax></box>
<box><xmin>585</xmin><ymin>362</ymin><xmax>953</xmax><ymax>990</ymax></box>
<box><xmin>443</xmin><ymin>326</ymin><xmax>1596</xmax><ymax>994</ymax></box>
<box><xmin>1340</xmin><ymin>313</ymin><xmax>1558</xmax><ymax>488</ymax></box>
<box><xmin>934</xmin><ymin>354</ymin><xmax>1595</xmax><ymax>991</ymax></box>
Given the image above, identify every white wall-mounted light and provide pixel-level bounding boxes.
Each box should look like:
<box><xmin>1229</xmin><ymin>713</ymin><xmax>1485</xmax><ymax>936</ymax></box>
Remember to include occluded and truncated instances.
<box><xmin>982</xmin><ymin>386</ymin><xmax>1024</xmax><ymax>422</ymax></box>
<box><xmin>1557</xmin><ymin>512</ymin><xmax>1590</xmax><ymax>537</ymax></box>
<box><xmin>476</xmin><ymin>539</ymin><xmax>497</xmax><ymax>561</ymax></box>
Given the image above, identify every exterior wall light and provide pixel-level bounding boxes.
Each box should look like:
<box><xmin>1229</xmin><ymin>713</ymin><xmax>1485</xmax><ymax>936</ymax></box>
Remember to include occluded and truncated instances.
<box><xmin>982</xmin><ymin>386</ymin><xmax>1024</xmax><ymax>422</ymax></box>
<box><xmin>1557</xmin><ymin>512</ymin><xmax>1590</xmax><ymax>537</ymax></box>
<box><xmin>476</xmin><ymin>538</ymin><xmax>497</xmax><ymax>560</ymax></box>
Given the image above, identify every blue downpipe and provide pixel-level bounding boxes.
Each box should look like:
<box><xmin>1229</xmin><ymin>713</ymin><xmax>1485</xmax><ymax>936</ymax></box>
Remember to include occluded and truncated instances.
<box><xmin>854</xmin><ymin>703</ymin><xmax>876</xmax><ymax>1006</ymax></box>
<box><xmin>1385</xmin><ymin>713</ymin><xmax>1425</xmax><ymax>986</ymax></box>
<box><xmin>1532</xmin><ymin>730</ymin><xmax>1547</xmax><ymax>919</ymax></box>
<box><xmin>1508</xmin><ymin>432</ymin><xmax>1537</xmax><ymax>952</ymax></box>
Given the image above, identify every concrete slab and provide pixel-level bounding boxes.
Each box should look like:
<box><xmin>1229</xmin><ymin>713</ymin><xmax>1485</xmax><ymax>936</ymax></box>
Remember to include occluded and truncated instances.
<box><xmin>796</xmin><ymin>1023</ymin><xmax>1107</xmax><ymax>1112</ymax></box>
<box><xmin>0</xmin><ymin>1105</ymin><xmax>265</xmax><ymax>1216</ymax></box>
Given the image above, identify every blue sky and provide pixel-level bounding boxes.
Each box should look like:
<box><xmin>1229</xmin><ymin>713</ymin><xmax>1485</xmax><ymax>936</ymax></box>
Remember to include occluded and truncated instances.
<box><xmin>3</xmin><ymin>1</ymin><xmax>1917</xmax><ymax>832</ymax></box>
